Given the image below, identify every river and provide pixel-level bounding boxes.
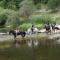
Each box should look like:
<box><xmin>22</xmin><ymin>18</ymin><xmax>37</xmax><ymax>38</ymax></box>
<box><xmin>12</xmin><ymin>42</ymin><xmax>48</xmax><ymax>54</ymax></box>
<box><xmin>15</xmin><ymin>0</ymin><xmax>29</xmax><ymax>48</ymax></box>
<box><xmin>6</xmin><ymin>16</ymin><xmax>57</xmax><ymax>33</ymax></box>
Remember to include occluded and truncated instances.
<box><xmin>0</xmin><ymin>33</ymin><xmax>60</xmax><ymax>60</ymax></box>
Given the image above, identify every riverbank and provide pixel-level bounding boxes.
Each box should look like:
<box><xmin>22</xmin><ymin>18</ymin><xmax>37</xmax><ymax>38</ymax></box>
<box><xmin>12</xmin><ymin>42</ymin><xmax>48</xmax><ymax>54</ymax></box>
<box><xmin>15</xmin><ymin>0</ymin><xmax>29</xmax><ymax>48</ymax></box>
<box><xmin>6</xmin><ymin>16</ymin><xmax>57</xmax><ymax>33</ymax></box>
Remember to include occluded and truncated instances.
<box><xmin>0</xmin><ymin>33</ymin><xmax>60</xmax><ymax>48</ymax></box>
<box><xmin>0</xmin><ymin>32</ymin><xmax>60</xmax><ymax>41</ymax></box>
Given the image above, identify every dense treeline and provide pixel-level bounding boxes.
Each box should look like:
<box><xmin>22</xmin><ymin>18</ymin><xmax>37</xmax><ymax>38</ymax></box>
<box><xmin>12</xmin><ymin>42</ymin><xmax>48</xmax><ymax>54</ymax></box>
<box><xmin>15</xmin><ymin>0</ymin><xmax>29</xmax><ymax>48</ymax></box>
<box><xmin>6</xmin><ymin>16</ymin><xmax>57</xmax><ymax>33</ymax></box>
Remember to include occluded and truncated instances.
<box><xmin>0</xmin><ymin>0</ymin><xmax>60</xmax><ymax>31</ymax></box>
<box><xmin>0</xmin><ymin>0</ymin><xmax>60</xmax><ymax>10</ymax></box>
<box><xmin>0</xmin><ymin>0</ymin><xmax>22</xmax><ymax>10</ymax></box>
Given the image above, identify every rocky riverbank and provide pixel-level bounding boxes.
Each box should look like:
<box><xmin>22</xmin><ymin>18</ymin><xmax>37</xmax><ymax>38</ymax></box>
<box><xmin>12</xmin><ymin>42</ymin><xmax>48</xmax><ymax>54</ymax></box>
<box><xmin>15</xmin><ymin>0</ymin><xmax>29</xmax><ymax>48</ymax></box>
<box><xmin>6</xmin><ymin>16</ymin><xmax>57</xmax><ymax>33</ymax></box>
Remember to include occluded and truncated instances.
<box><xmin>0</xmin><ymin>32</ymin><xmax>60</xmax><ymax>41</ymax></box>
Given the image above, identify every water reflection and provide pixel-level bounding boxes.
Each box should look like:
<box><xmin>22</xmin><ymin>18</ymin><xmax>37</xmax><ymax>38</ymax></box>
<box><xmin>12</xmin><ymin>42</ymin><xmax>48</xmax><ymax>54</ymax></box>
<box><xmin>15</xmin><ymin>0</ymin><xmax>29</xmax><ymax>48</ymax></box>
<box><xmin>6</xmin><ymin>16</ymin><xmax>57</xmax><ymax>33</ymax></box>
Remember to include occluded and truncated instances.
<box><xmin>27</xmin><ymin>40</ymin><xmax>39</xmax><ymax>47</ymax></box>
<box><xmin>56</xmin><ymin>39</ymin><xmax>60</xmax><ymax>44</ymax></box>
<box><xmin>14</xmin><ymin>37</ymin><xmax>60</xmax><ymax>60</ymax></box>
<box><xmin>15</xmin><ymin>37</ymin><xmax>60</xmax><ymax>48</ymax></box>
<box><xmin>1</xmin><ymin>37</ymin><xmax>60</xmax><ymax>60</ymax></box>
<box><xmin>24</xmin><ymin>38</ymin><xmax>60</xmax><ymax>60</ymax></box>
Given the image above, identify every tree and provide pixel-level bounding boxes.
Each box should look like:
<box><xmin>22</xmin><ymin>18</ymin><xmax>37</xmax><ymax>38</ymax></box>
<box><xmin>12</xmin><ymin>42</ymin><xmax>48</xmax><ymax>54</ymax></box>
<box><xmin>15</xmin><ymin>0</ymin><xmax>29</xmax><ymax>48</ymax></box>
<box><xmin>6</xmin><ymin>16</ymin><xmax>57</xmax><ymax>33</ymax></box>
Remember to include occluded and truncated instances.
<box><xmin>0</xmin><ymin>0</ymin><xmax>23</xmax><ymax>10</ymax></box>
<box><xmin>0</xmin><ymin>14</ymin><xmax>7</xmax><ymax>27</ymax></box>
<box><xmin>15</xmin><ymin>0</ymin><xmax>22</xmax><ymax>9</ymax></box>
<box><xmin>5</xmin><ymin>12</ymin><xmax>20</xmax><ymax>30</ymax></box>
<box><xmin>19</xmin><ymin>0</ymin><xmax>35</xmax><ymax>19</ymax></box>
<box><xmin>33</xmin><ymin>0</ymin><xmax>48</xmax><ymax>4</ymax></box>
<box><xmin>33</xmin><ymin>0</ymin><xmax>41</xmax><ymax>4</ymax></box>
<box><xmin>47</xmin><ymin>0</ymin><xmax>60</xmax><ymax>12</ymax></box>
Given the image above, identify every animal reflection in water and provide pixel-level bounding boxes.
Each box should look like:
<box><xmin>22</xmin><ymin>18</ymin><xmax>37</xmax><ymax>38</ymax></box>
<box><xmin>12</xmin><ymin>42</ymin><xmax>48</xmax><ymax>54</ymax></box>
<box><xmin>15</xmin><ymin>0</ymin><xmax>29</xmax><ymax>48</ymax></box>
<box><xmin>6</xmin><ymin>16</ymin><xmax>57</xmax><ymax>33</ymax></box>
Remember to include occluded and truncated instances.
<box><xmin>9</xmin><ymin>30</ymin><xmax>26</xmax><ymax>38</ymax></box>
<box><xmin>14</xmin><ymin>39</ymin><xmax>39</xmax><ymax>48</ymax></box>
<box><xmin>27</xmin><ymin>28</ymin><xmax>39</xmax><ymax>35</ymax></box>
<box><xmin>27</xmin><ymin>40</ymin><xmax>39</xmax><ymax>47</ymax></box>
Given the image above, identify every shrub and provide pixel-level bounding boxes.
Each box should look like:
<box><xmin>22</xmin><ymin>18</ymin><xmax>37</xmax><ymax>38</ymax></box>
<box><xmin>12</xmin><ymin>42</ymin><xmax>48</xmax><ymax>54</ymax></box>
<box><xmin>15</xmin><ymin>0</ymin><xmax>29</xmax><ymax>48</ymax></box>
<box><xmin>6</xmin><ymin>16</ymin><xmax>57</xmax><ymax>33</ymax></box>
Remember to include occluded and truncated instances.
<box><xmin>54</xmin><ymin>16</ymin><xmax>60</xmax><ymax>24</ymax></box>
<box><xmin>0</xmin><ymin>14</ymin><xmax>7</xmax><ymax>27</ymax></box>
<box><xmin>30</xmin><ymin>14</ymin><xmax>53</xmax><ymax>24</ymax></box>
<box><xmin>19</xmin><ymin>23</ymin><xmax>32</xmax><ymax>31</ymax></box>
<box><xmin>19</xmin><ymin>23</ymin><xmax>44</xmax><ymax>31</ymax></box>
<box><xmin>35</xmin><ymin>24</ymin><xmax>44</xmax><ymax>29</ymax></box>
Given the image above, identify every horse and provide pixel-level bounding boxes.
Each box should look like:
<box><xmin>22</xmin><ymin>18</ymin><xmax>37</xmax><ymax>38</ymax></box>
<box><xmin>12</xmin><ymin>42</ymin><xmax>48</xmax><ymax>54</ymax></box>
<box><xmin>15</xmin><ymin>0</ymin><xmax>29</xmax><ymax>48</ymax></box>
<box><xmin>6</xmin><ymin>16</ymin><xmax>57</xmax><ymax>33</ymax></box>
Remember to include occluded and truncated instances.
<box><xmin>27</xmin><ymin>28</ymin><xmax>39</xmax><ymax>35</ymax></box>
<box><xmin>54</xmin><ymin>25</ymin><xmax>60</xmax><ymax>30</ymax></box>
<box><xmin>51</xmin><ymin>24</ymin><xmax>60</xmax><ymax>33</ymax></box>
<box><xmin>9</xmin><ymin>30</ymin><xmax>26</xmax><ymax>39</ymax></box>
<box><xmin>45</xmin><ymin>24</ymin><xmax>51</xmax><ymax>34</ymax></box>
<box><xmin>45</xmin><ymin>24</ymin><xmax>60</xmax><ymax>34</ymax></box>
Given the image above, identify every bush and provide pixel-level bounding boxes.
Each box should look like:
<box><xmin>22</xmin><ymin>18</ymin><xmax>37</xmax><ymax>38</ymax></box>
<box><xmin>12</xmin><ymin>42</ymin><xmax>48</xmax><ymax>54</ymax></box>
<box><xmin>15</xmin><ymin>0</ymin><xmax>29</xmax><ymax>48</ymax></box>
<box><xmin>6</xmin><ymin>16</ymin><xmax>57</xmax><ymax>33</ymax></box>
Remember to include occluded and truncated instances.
<box><xmin>19</xmin><ymin>23</ymin><xmax>44</xmax><ymax>31</ymax></box>
<box><xmin>19</xmin><ymin>23</ymin><xmax>32</xmax><ymax>31</ymax></box>
<box><xmin>0</xmin><ymin>14</ymin><xmax>7</xmax><ymax>27</ymax></box>
<box><xmin>35</xmin><ymin>24</ymin><xmax>44</xmax><ymax>29</ymax></box>
<box><xmin>0</xmin><ymin>7</ymin><xmax>18</xmax><ymax>29</ymax></box>
<box><xmin>30</xmin><ymin>14</ymin><xmax>53</xmax><ymax>24</ymax></box>
<box><xmin>54</xmin><ymin>16</ymin><xmax>60</xmax><ymax>24</ymax></box>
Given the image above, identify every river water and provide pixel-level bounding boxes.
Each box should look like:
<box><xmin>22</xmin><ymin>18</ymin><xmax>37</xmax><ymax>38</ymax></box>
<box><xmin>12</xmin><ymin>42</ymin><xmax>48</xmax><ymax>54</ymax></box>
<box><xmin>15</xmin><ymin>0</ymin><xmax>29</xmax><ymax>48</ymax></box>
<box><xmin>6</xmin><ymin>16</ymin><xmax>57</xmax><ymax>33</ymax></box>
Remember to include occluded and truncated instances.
<box><xmin>0</xmin><ymin>34</ymin><xmax>60</xmax><ymax>60</ymax></box>
<box><xmin>12</xmin><ymin>37</ymin><xmax>60</xmax><ymax>60</ymax></box>
<box><xmin>26</xmin><ymin>39</ymin><xmax>60</xmax><ymax>60</ymax></box>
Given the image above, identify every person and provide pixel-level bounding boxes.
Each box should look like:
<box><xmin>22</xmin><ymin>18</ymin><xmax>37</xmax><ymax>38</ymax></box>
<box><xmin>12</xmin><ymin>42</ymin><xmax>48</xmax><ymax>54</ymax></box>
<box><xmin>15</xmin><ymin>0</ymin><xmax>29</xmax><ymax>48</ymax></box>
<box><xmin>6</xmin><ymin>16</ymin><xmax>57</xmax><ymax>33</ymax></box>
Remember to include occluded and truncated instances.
<box><xmin>15</xmin><ymin>26</ymin><xmax>20</xmax><ymax>34</ymax></box>
<box><xmin>31</xmin><ymin>24</ymin><xmax>34</xmax><ymax>32</ymax></box>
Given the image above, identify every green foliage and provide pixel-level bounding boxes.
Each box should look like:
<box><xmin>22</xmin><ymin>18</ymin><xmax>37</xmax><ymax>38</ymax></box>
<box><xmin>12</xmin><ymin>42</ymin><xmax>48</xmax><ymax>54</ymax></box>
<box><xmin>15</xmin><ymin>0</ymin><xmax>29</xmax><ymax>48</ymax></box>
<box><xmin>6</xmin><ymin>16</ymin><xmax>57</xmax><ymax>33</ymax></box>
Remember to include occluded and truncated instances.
<box><xmin>30</xmin><ymin>15</ymin><xmax>53</xmax><ymax>24</ymax></box>
<box><xmin>35</xmin><ymin>24</ymin><xmax>44</xmax><ymax>29</ymax></box>
<box><xmin>19</xmin><ymin>0</ymin><xmax>35</xmax><ymax>19</ymax></box>
<box><xmin>33</xmin><ymin>0</ymin><xmax>41</xmax><ymax>4</ymax></box>
<box><xmin>35</xmin><ymin>3</ymin><xmax>41</xmax><ymax>9</ymax></box>
<box><xmin>19</xmin><ymin>23</ymin><xmax>44</xmax><ymax>31</ymax></box>
<box><xmin>0</xmin><ymin>0</ymin><xmax>23</xmax><ymax>10</ymax></box>
<box><xmin>0</xmin><ymin>8</ymin><xmax>20</xmax><ymax>30</ymax></box>
<box><xmin>19</xmin><ymin>23</ymin><xmax>32</xmax><ymax>31</ymax></box>
<box><xmin>47</xmin><ymin>0</ymin><xmax>60</xmax><ymax>12</ymax></box>
<box><xmin>0</xmin><ymin>7</ymin><xmax>20</xmax><ymax>29</ymax></box>
<box><xmin>15</xmin><ymin>0</ymin><xmax>22</xmax><ymax>9</ymax></box>
<box><xmin>33</xmin><ymin>0</ymin><xmax>48</xmax><ymax>4</ymax></box>
<box><xmin>0</xmin><ymin>14</ymin><xmax>7</xmax><ymax>27</ymax></box>
<box><xmin>6</xmin><ymin>15</ymin><xmax>20</xmax><ymax>30</ymax></box>
<box><xmin>54</xmin><ymin>16</ymin><xmax>60</xmax><ymax>24</ymax></box>
<box><xmin>0</xmin><ymin>0</ymin><xmax>60</xmax><ymax>30</ymax></box>
<box><xmin>0</xmin><ymin>0</ymin><xmax>60</xmax><ymax>12</ymax></box>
